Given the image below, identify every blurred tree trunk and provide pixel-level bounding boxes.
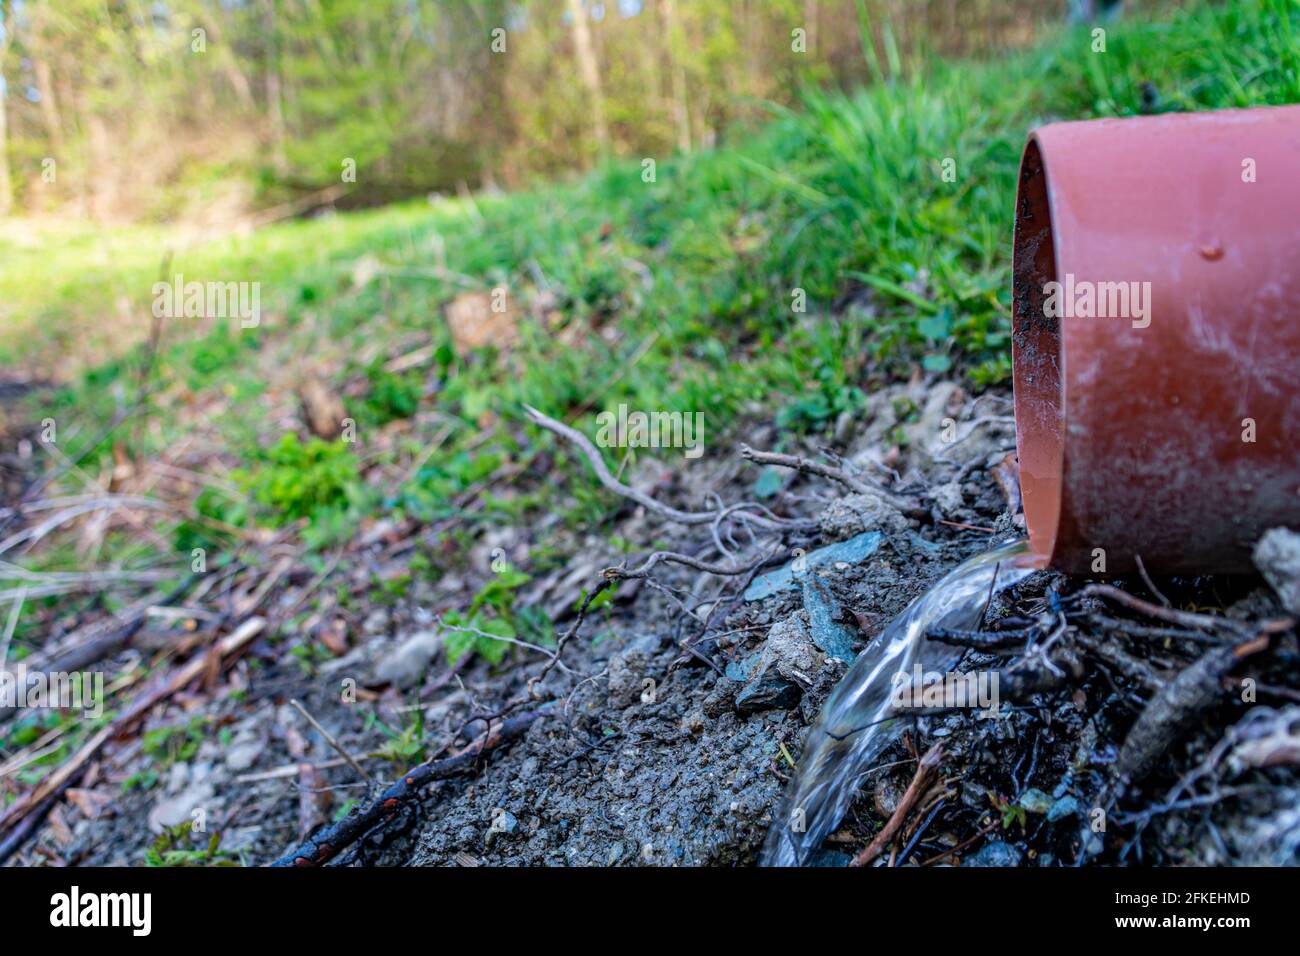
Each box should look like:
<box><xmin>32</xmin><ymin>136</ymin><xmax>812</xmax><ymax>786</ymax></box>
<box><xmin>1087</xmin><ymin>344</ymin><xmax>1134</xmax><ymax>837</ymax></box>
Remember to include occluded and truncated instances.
<box><xmin>32</xmin><ymin>57</ymin><xmax>65</xmax><ymax>155</ymax></box>
<box><xmin>26</xmin><ymin>4</ymin><xmax>66</xmax><ymax>160</ymax></box>
<box><xmin>660</xmin><ymin>0</ymin><xmax>691</xmax><ymax>152</ymax></box>
<box><xmin>86</xmin><ymin>111</ymin><xmax>113</xmax><ymax>221</ymax></box>
<box><xmin>0</xmin><ymin>4</ymin><xmax>12</xmax><ymax>217</ymax></box>
<box><xmin>208</xmin><ymin>12</ymin><xmax>255</xmax><ymax>111</ymax></box>
<box><xmin>565</xmin><ymin>0</ymin><xmax>610</xmax><ymax>158</ymax></box>
<box><xmin>261</xmin><ymin>0</ymin><xmax>288</xmax><ymax>175</ymax></box>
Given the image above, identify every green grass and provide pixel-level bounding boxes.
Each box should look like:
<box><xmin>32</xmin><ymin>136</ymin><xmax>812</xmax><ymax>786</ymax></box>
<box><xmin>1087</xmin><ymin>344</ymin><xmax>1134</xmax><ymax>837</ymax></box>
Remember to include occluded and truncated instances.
<box><xmin>2</xmin><ymin>0</ymin><xmax>1296</xmax><ymax>614</ymax></box>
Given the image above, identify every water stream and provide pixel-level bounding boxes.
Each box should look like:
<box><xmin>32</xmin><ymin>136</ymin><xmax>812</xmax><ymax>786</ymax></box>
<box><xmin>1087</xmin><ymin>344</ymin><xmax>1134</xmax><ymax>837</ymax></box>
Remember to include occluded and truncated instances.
<box><xmin>761</xmin><ymin>537</ymin><xmax>1042</xmax><ymax>867</ymax></box>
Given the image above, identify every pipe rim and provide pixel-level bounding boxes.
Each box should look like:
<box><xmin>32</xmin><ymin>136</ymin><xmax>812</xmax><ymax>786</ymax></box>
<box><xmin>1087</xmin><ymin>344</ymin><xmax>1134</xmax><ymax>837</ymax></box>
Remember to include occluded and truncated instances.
<box><xmin>1011</xmin><ymin>136</ymin><xmax>1065</xmax><ymax>566</ymax></box>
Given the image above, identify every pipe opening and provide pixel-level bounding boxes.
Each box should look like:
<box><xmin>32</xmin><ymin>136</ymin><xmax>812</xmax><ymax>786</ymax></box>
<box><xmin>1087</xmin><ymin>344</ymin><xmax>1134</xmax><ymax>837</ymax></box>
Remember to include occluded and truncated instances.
<box><xmin>1011</xmin><ymin>138</ymin><xmax>1064</xmax><ymax>565</ymax></box>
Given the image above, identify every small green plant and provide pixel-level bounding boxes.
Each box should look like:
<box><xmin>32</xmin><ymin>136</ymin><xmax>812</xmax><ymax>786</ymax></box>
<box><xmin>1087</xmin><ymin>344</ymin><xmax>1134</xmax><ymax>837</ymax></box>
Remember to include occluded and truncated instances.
<box><xmin>145</xmin><ymin>824</ymin><xmax>239</xmax><ymax>867</ymax></box>
<box><xmin>370</xmin><ymin>571</ymin><xmax>412</xmax><ymax>607</ymax></box>
<box><xmin>994</xmin><ymin>794</ymin><xmax>1027</xmax><ymax>830</ymax></box>
<box><xmin>122</xmin><ymin>769</ymin><xmax>161</xmax><ymax>792</ymax></box>
<box><xmin>368</xmin><ymin>709</ymin><xmax>426</xmax><ymax>766</ymax></box>
<box><xmin>578</xmin><ymin>584</ymin><xmax>619</xmax><ymax>645</ymax></box>
<box><xmin>237</xmin><ymin>433</ymin><xmax>359</xmax><ymax>525</ymax></box>
<box><xmin>289</xmin><ymin>641</ymin><xmax>333</xmax><ymax>676</ymax></box>
<box><xmin>441</xmin><ymin>613</ymin><xmax>509</xmax><ymax>666</ymax></box>
<box><xmin>141</xmin><ymin>716</ymin><xmax>210</xmax><ymax>770</ymax></box>
<box><xmin>774</xmin><ymin>370</ymin><xmax>865</xmax><ymax>436</ymax></box>
<box><xmin>442</xmin><ymin>568</ymin><xmax>536</xmax><ymax>666</ymax></box>
<box><xmin>361</xmin><ymin>364</ymin><xmax>423</xmax><ymax>425</ymax></box>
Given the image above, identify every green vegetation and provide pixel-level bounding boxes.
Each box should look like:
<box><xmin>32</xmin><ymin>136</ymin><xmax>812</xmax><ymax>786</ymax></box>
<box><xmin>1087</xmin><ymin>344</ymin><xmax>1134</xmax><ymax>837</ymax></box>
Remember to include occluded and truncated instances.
<box><xmin>145</xmin><ymin>824</ymin><xmax>239</xmax><ymax>867</ymax></box>
<box><xmin>238</xmin><ymin>434</ymin><xmax>360</xmax><ymax>525</ymax></box>
<box><xmin>141</xmin><ymin>716</ymin><xmax>211</xmax><ymax>768</ymax></box>
<box><xmin>368</xmin><ymin>708</ymin><xmax>428</xmax><ymax>767</ymax></box>
<box><xmin>443</xmin><ymin>568</ymin><xmax>544</xmax><ymax>666</ymax></box>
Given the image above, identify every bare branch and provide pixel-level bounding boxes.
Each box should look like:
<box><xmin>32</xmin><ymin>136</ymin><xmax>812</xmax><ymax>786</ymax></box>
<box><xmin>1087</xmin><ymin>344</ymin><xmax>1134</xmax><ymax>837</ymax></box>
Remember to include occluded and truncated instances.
<box><xmin>604</xmin><ymin>549</ymin><xmax>771</xmax><ymax>581</ymax></box>
<box><xmin>739</xmin><ymin>445</ymin><xmax>924</xmax><ymax>516</ymax></box>
<box><xmin>523</xmin><ymin>404</ymin><xmax>813</xmax><ymax>531</ymax></box>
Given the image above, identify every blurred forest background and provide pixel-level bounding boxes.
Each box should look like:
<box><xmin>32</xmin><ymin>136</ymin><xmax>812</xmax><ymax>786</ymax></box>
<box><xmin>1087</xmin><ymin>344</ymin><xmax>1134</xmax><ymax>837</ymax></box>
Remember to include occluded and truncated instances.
<box><xmin>0</xmin><ymin>0</ymin><xmax>1188</xmax><ymax>225</ymax></box>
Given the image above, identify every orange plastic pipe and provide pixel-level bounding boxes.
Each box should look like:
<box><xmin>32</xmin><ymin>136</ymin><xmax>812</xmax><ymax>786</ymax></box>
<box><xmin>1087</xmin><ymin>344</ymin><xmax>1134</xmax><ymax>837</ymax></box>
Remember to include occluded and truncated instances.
<box><xmin>1011</xmin><ymin>104</ymin><xmax>1300</xmax><ymax>574</ymax></box>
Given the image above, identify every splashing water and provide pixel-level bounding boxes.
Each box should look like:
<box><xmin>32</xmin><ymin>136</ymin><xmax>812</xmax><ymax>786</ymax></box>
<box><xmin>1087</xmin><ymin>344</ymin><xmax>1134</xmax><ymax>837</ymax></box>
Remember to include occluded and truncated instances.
<box><xmin>761</xmin><ymin>537</ymin><xmax>1042</xmax><ymax>867</ymax></box>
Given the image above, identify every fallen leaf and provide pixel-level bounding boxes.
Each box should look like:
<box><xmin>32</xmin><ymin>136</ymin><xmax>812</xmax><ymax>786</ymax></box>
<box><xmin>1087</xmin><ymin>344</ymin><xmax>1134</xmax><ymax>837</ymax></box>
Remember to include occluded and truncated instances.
<box><xmin>47</xmin><ymin>806</ymin><xmax>75</xmax><ymax>846</ymax></box>
<box><xmin>444</xmin><ymin>291</ymin><xmax>518</xmax><ymax>353</ymax></box>
<box><xmin>320</xmin><ymin>617</ymin><xmax>349</xmax><ymax>656</ymax></box>
<box><xmin>65</xmin><ymin>787</ymin><xmax>116</xmax><ymax>820</ymax></box>
<box><xmin>299</xmin><ymin>378</ymin><xmax>346</xmax><ymax>439</ymax></box>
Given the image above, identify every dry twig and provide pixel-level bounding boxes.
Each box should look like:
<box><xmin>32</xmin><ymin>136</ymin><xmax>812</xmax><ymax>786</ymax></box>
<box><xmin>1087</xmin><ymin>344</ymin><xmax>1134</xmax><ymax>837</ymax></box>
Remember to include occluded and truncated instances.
<box><xmin>0</xmin><ymin>616</ymin><xmax>266</xmax><ymax>853</ymax></box>
<box><xmin>740</xmin><ymin>444</ymin><xmax>923</xmax><ymax>517</ymax></box>
<box><xmin>523</xmin><ymin>404</ymin><xmax>813</xmax><ymax>532</ymax></box>
<box><xmin>290</xmin><ymin>699</ymin><xmax>374</xmax><ymax>783</ymax></box>
<box><xmin>849</xmin><ymin>743</ymin><xmax>945</xmax><ymax>867</ymax></box>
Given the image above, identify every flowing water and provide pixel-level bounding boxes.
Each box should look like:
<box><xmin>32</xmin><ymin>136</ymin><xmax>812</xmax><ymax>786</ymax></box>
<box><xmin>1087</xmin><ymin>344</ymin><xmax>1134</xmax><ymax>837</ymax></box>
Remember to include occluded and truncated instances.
<box><xmin>761</xmin><ymin>537</ymin><xmax>1042</xmax><ymax>867</ymax></box>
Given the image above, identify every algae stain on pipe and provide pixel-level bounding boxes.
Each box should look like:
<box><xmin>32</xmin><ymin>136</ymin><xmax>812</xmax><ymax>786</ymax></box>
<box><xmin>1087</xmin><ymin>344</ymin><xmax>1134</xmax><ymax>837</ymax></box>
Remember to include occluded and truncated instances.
<box><xmin>761</xmin><ymin>537</ymin><xmax>1042</xmax><ymax>867</ymax></box>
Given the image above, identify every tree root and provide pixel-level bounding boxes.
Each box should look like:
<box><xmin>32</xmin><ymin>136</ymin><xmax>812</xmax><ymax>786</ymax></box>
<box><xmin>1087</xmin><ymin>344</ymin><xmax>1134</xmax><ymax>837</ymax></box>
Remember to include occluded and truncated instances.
<box><xmin>523</xmin><ymin>404</ymin><xmax>816</xmax><ymax>532</ymax></box>
<box><xmin>740</xmin><ymin>444</ymin><xmax>925</xmax><ymax>517</ymax></box>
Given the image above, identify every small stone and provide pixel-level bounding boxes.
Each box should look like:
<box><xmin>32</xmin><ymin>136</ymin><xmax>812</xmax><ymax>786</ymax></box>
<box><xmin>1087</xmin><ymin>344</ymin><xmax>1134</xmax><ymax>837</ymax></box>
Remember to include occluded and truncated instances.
<box><xmin>818</xmin><ymin>494</ymin><xmax>910</xmax><ymax>541</ymax></box>
<box><xmin>148</xmin><ymin>782</ymin><xmax>216</xmax><ymax>833</ymax></box>
<box><xmin>744</xmin><ymin>531</ymin><xmax>884</xmax><ymax>601</ymax></box>
<box><xmin>800</xmin><ymin>576</ymin><xmax>857</xmax><ymax>662</ymax></box>
<box><xmin>1019</xmin><ymin>788</ymin><xmax>1053</xmax><ymax>815</ymax></box>
<box><xmin>734</xmin><ymin>668</ymin><xmax>801</xmax><ymax>714</ymax></box>
<box><xmin>873</xmin><ymin>775</ymin><xmax>905</xmax><ymax>818</ymax></box>
<box><xmin>702</xmin><ymin>678</ymin><xmax>738</xmax><ymax>717</ymax></box>
<box><xmin>219</xmin><ymin>826</ymin><xmax>261</xmax><ymax>853</ymax></box>
<box><xmin>764</xmin><ymin>617</ymin><xmax>826</xmax><ymax>683</ymax></box>
<box><xmin>224</xmin><ymin>737</ymin><xmax>262</xmax><ymax>773</ymax></box>
<box><xmin>164</xmin><ymin>762</ymin><xmax>190</xmax><ymax>794</ymax></box>
<box><xmin>916</xmin><ymin>381</ymin><xmax>965</xmax><ymax>451</ymax></box>
<box><xmin>374</xmin><ymin>630</ymin><xmax>441</xmax><ymax>689</ymax></box>
<box><xmin>485</xmin><ymin>809</ymin><xmax>519</xmax><ymax>847</ymax></box>
<box><xmin>606</xmin><ymin>634</ymin><xmax>662</xmax><ymax>708</ymax></box>
<box><xmin>1047</xmin><ymin>796</ymin><xmax>1081</xmax><ymax>823</ymax></box>
<box><xmin>930</xmin><ymin>480</ymin><xmax>964</xmax><ymax>518</ymax></box>
<box><xmin>964</xmin><ymin>840</ymin><xmax>1022</xmax><ymax>867</ymax></box>
<box><xmin>1254</xmin><ymin>527</ymin><xmax>1300</xmax><ymax>616</ymax></box>
<box><xmin>724</xmin><ymin>653</ymin><xmax>761</xmax><ymax>684</ymax></box>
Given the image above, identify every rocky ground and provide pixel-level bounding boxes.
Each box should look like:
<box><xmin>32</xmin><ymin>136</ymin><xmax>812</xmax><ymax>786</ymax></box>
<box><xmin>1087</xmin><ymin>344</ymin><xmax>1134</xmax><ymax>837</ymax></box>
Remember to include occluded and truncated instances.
<box><xmin>5</xmin><ymin>376</ymin><xmax>1299</xmax><ymax>867</ymax></box>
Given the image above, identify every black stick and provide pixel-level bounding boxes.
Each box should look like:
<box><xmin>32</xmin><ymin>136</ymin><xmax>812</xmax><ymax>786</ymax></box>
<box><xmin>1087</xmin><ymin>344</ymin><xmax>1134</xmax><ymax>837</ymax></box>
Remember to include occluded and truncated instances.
<box><xmin>270</xmin><ymin>704</ymin><xmax>552</xmax><ymax>867</ymax></box>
